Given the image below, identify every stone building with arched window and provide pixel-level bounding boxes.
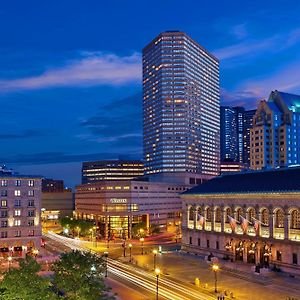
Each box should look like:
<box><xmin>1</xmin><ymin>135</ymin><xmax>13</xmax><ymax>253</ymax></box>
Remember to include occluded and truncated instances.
<box><xmin>181</xmin><ymin>167</ymin><xmax>300</xmax><ymax>275</ymax></box>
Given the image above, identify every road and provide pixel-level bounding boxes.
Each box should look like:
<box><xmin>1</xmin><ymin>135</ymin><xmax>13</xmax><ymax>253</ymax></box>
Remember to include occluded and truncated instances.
<box><xmin>45</xmin><ymin>232</ymin><xmax>215</xmax><ymax>300</ymax></box>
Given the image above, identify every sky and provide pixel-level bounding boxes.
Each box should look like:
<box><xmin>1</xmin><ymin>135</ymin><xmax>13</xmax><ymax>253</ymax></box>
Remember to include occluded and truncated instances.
<box><xmin>1</xmin><ymin>0</ymin><xmax>300</xmax><ymax>187</ymax></box>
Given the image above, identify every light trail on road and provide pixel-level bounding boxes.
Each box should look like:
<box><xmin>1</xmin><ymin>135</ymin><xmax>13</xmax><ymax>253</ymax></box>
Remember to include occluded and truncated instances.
<box><xmin>45</xmin><ymin>232</ymin><xmax>215</xmax><ymax>300</ymax></box>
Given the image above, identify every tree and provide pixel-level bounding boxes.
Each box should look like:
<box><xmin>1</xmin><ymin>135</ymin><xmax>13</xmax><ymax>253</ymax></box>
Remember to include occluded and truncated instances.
<box><xmin>51</xmin><ymin>250</ymin><xmax>114</xmax><ymax>300</ymax></box>
<box><xmin>0</xmin><ymin>257</ymin><xmax>59</xmax><ymax>300</ymax></box>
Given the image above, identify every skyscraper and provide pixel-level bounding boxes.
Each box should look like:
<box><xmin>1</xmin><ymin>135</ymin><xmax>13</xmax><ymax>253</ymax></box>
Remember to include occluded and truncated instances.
<box><xmin>220</xmin><ymin>106</ymin><xmax>256</xmax><ymax>166</ymax></box>
<box><xmin>143</xmin><ymin>31</ymin><xmax>220</xmax><ymax>177</ymax></box>
<box><xmin>250</xmin><ymin>90</ymin><xmax>300</xmax><ymax>170</ymax></box>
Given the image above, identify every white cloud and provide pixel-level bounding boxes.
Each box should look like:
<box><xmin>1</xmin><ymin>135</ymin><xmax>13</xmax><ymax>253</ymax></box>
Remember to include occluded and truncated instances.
<box><xmin>0</xmin><ymin>52</ymin><xmax>142</xmax><ymax>92</ymax></box>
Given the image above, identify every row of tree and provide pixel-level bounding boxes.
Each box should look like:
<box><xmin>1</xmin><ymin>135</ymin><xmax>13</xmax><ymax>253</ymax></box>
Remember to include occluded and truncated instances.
<box><xmin>0</xmin><ymin>250</ymin><xmax>115</xmax><ymax>300</ymax></box>
<box><xmin>59</xmin><ymin>217</ymin><xmax>95</xmax><ymax>237</ymax></box>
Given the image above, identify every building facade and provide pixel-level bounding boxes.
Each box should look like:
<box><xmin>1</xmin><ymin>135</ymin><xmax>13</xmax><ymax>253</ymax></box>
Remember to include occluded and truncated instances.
<box><xmin>0</xmin><ymin>173</ymin><xmax>42</xmax><ymax>258</ymax></box>
<box><xmin>143</xmin><ymin>31</ymin><xmax>220</xmax><ymax>177</ymax></box>
<box><xmin>82</xmin><ymin>160</ymin><xmax>144</xmax><ymax>184</ymax></box>
<box><xmin>251</xmin><ymin>90</ymin><xmax>300</xmax><ymax>170</ymax></box>
<box><xmin>181</xmin><ymin>167</ymin><xmax>300</xmax><ymax>274</ymax></box>
<box><xmin>75</xmin><ymin>180</ymin><xmax>188</xmax><ymax>239</ymax></box>
<box><xmin>220</xmin><ymin>106</ymin><xmax>256</xmax><ymax>166</ymax></box>
<box><xmin>220</xmin><ymin>161</ymin><xmax>247</xmax><ymax>174</ymax></box>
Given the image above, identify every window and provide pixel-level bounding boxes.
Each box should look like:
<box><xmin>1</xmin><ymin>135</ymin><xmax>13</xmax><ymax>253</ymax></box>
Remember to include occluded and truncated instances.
<box><xmin>28</xmin><ymin>200</ymin><xmax>35</xmax><ymax>207</ymax></box>
<box><xmin>15</xmin><ymin>180</ymin><xmax>21</xmax><ymax>186</ymax></box>
<box><xmin>207</xmin><ymin>239</ymin><xmax>210</xmax><ymax>248</ymax></box>
<box><xmin>28</xmin><ymin>180</ymin><xmax>34</xmax><ymax>187</ymax></box>
<box><xmin>0</xmin><ymin>211</ymin><xmax>7</xmax><ymax>218</ymax></box>
<box><xmin>28</xmin><ymin>190</ymin><xmax>34</xmax><ymax>197</ymax></box>
<box><xmin>14</xmin><ymin>199</ymin><xmax>21</xmax><ymax>207</ymax></box>
<box><xmin>276</xmin><ymin>250</ymin><xmax>282</xmax><ymax>261</ymax></box>
<box><xmin>28</xmin><ymin>210</ymin><xmax>35</xmax><ymax>217</ymax></box>
<box><xmin>1</xmin><ymin>200</ymin><xmax>7</xmax><ymax>208</ymax></box>
<box><xmin>216</xmin><ymin>241</ymin><xmax>220</xmax><ymax>250</ymax></box>
<box><xmin>198</xmin><ymin>238</ymin><xmax>201</xmax><ymax>246</ymax></box>
<box><xmin>293</xmin><ymin>253</ymin><xmax>298</xmax><ymax>265</ymax></box>
<box><xmin>28</xmin><ymin>230</ymin><xmax>34</xmax><ymax>236</ymax></box>
<box><xmin>28</xmin><ymin>220</ymin><xmax>34</xmax><ymax>226</ymax></box>
<box><xmin>14</xmin><ymin>210</ymin><xmax>21</xmax><ymax>217</ymax></box>
<box><xmin>1</xmin><ymin>190</ymin><xmax>7</xmax><ymax>197</ymax></box>
<box><xmin>14</xmin><ymin>190</ymin><xmax>21</xmax><ymax>197</ymax></box>
<box><xmin>14</xmin><ymin>220</ymin><xmax>21</xmax><ymax>226</ymax></box>
<box><xmin>14</xmin><ymin>231</ymin><xmax>21</xmax><ymax>237</ymax></box>
<box><xmin>1</xmin><ymin>221</ymin><xmax>8</xmax><ymax>228</ymax></box>
<box><xmin>1</xmin><ymin>180</ymin><xmax>7</xmax><ymax>187</ymax></box>
<box><xmin>189</xmin><ymin>236</ymin><xmax>192</xmax><ymax>245</ymax></box>
<box><xmin>1</xmin><ymin>231</ymin><xmax>7</xmax><ymax>238</ymax></box>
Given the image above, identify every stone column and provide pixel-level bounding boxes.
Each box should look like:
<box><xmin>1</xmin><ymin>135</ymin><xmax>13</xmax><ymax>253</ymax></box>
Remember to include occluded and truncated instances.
<box><xmin>211</xmin><ymin>206</ymin><xmax>215</xmax><ymax>232</ymax></box>
<box><xmin>194</xmin><ymin>208</ymin><xmax>197</xmax><ymax>230</ymax></box>
<box><xmin>284</xmin><ymin>213</ymin><xmax>290</xmax><ymax>240</ymax></box>
<box><xmin>221</xmin><ymin>206</ymin><xmax>225</xmax><ymax>233</ymax></box>
<box><xmin>243</xmin><ymin>245</ymin><xmax>248</xmax><ymax>263</ymax></box>
<box><xmin>257</xmin><ymin>212</ymin><xmax>262</xmax><ymax>237</ymax></box>
<box><xmin>255</xmin><ymin>244</ymin><xmax>261</xmax><ymax>265</ymax></box>
<box><xmin>269</xmin><ymin>213</ymin><xmax>274</xmax><ymax>238</ymax></box>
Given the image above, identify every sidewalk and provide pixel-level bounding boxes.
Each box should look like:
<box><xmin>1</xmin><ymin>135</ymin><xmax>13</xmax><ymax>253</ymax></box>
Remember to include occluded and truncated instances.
<box><xmin>118</xmin><ymin>250</ymin><xmax>300</xmax><ymax>300</ymax></box>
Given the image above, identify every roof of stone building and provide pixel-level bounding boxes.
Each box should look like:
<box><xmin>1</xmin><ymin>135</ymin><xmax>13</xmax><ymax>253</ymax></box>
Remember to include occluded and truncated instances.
<box><xmin>183</xmin><ymin>167</ymin><xmax>300</xmax><ymax>195</ymax></box>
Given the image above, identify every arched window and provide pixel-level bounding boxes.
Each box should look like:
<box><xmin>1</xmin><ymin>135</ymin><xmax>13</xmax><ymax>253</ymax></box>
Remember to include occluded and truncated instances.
<box><xmin>206</xmin><ymin>207</ymin><xmax>212</xmax><ymax>222</ymax></box>
<box><xmin>225</xmin><ymin>207</ymin><xmax>232</xmax><ymax>223</ymax></box>
<box><xmin>236</xmin><ymin>207</ymin><xmax>243</xmax><ymax>221</ymax></box>
<box><xmin>215</xmin><ymin>207</ymin><xmax>221</xmax><ymax>223</ymax></box>
<box><xmin>290</xmin><ymin>209</ymin><xmax>300</xmax><ymax>229</ymax></box>
<box><xmin>189</xmin><ymin>206</ymin><xmax>195</xmax><ymax>221</ymax></box>
<box><xmin>197</xmin><ymin>207</ymin><xmax>202</xmax><ymax>216</ymax></box>
<box><xmin>261</xmin><ymin>208</ymin><xmax>269</xmax><ymax>225</ymax></box>
<box><xmin>247</xmin><ymin>208</ymin><xmax>256</xmax><ymax>221</ymax></box>
<box><xmin>275</xmin><ymin>209</ymin><xmax>284</xmax><ymax>228</ymax></box>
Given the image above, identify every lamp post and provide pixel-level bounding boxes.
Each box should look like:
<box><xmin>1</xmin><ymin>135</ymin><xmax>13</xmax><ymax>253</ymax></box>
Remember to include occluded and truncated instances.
<box><xmin>129</xmin><ymin>243</ymin><xmax>132</xmax><ymax>262</ymax></box>
<box><xmin>155</xmin><ymin>268</ymin><xmax>160</xmax><ymax>300</ymax></box>
<box><xmin>7</xmin><ymin>256</ymin><xmax>12</xmax><ymax>271</ymax></box>
<box><xmin>212</xmin><ymin>264</ymin><xmax>219</xmax><ymax>293</ymax></box>
<box><xmin>122</xmin><ymin>241</ymin><xmax>126</xmax><ymax>257</ymax></box>
<box><xmin>140</xmin><ymin>237</ymin><xmax>144</xmax><ymax>255</ymax></box>
<box><xmin>104</xmin><ymin>251</ymin><xmax>109</xmax><ymax>277</ymax></box>
<box><xmin>139</xmin><ymin>228</ymin><xmax>144</xmax><ymax>237</ymax></box>
<box><xmin>153</xmin><ymin>249</ymin><xmax>158</xmax><ymax>270</ymax></box>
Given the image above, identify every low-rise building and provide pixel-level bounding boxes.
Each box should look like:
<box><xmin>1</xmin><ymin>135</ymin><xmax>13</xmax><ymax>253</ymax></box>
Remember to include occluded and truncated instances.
<box><xmin>220</xmin><ymin>161</ymin><xmax>247</xmax><ymax>174</ymax></box>
<box><xmin>75</xmin><ymin>180</ymin><xmax>189</xmax><ymax>239</ymax></box>
<box><xmin>181</xmin><ymin>167</ymin><xmax>300</xmax><ymax>274</ymax></box>
<box><xmin>0</xmin><ymin>172</ymin><xmax>42</xmax><ymax>257</ymax></box>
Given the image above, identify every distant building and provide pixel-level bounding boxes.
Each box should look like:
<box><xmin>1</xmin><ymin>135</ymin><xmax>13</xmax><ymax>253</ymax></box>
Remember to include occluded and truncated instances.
<box><xmin>143</xmin><ymin>31</ymin><xmax>220</xmax><ymax>177</ymax></box>
<box><xmin>41</xmin><ymin>179</ymin><xmax>73</xmax><ymax>226</ymax></box>
<box><xmin>251</xmin><ymin>90</ymin><xmax>300</xmax><ymax>170</ymax></box>
<box><xmin>81</xmin><ymin>160</ymin><xmax>144</xmax><ymax>184</ymax></box>
<box><xmin>243</xmin><ymin>109</ymin><xmax>256</xmax><ymax>166</ymax></box>
<box><xmin>75</xmin><ymin>180</ymin><xmax>190</xmax><ymax>239</ymax></box>
<box><xmin>0</xmin><ymin>173</ymin><xmax>42</xmax><ymax>257</ymax></box>
<box><xmin>220</xmin><ymin>161</ymin><xmax>247</xmax><ymax>174</ymax></box>
<box><xmin>181</xmin><ymin>167</ymin><xmax>300</xmax><ymax>275</ymax></box>
<box><xmin>42</xmin><ymin>178</ymin><xmax>64</xmax><ymax>192</ymax></box>
<box><xmin>220</xmin><ymin>106</ymin><xmax>256</xmax><ymax>166</ymax></box>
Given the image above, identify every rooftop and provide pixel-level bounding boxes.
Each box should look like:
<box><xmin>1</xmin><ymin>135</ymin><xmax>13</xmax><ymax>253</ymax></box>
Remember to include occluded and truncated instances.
<box><xmin>183</xmin><ymin>167</ymin><xmax>300</xmax><ymax>195</ymax></box>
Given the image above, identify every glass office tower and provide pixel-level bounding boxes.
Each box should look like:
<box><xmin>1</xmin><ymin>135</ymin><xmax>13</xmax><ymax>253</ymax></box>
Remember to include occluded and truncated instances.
<box><xmin>143</xmin><ymin>31</ymin><xmax>220</xmax><ymax>176</ymax></box>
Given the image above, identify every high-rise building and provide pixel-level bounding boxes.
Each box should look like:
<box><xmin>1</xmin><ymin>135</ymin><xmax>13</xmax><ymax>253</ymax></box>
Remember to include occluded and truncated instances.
<box><xmin>82</xmin><ymin>160</ymin><xmax>144</xmax><ymax>184</ymax></box>
<box><xmin>250</xmin><ymin>90</ymin><xmax>300</xmax><ymax>170</ymax></box>
<box><xmin>243</xmin><ymin>109</ymin><xmax>256</xmax><ymax>166</ymax></box>
<box><xmin>220</xmin><ymin>106</ymin><xmax>256</xmax><ymax>166</ymax></box>
<box><xmin>143</xmin><ymin>31</ymin><xmax>220</xmax><ymax>177</ymax></box>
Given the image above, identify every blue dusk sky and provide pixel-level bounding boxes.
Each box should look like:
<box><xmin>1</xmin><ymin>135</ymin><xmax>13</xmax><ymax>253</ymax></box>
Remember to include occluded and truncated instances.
<box><xmin>1</xmin><ymin>0</ymin><xmax>300</xmax><ymax>187</ymax></box>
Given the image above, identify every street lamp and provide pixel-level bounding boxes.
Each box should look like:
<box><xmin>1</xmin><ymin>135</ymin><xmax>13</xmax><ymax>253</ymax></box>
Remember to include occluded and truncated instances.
<box><xmin>155</xmin><ymin>268</ymin><xmax>160</xmax><ymax>300</ymax></box>
<box><xmin>153</xmin><ymin>249</ymin><xmax>158</xmax><ymax>270</ymax></box>
<box><xmin>129</xmin><ymin>243</ymin><xmax>132</xmax><ymax>262</ymax></box>
<box><xmin>7</xmin><ymin>256</ymin><xmax>12</xmax><ymax>270</ymax></box>
<box><xmin>212</xmin><ymin>264</ymin><xmax>219</xmax><ymax>293</ymax></box>
<box><xmin>140</xmin><ymin>237</ymin><xmax>144</xmax><ymax>255</ymax></box>
<box><xmin>103</xmin><ymin>251</ymin><xmax>109</xmax><ymax>277</ymax></box>
<box><xmin>139</xmin><ymin>228</ymin><xmax>144</xmax><ymax>237</ymax></box>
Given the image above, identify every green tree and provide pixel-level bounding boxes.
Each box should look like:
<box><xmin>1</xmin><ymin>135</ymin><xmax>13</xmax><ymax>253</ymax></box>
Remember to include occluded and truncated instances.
<box><xmin>0</xmin><ymin>257</ymin><xmax>59</xmax><ymax>300</ymax></box>
<box><xmin>52</xmin><ymin>250</ymin><xmax>114</xmax><ymax>300</ymax></box>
